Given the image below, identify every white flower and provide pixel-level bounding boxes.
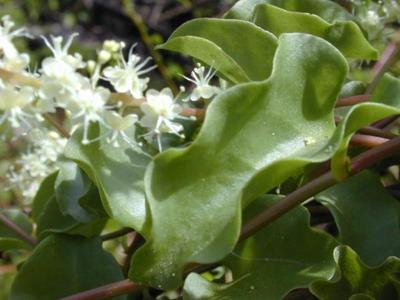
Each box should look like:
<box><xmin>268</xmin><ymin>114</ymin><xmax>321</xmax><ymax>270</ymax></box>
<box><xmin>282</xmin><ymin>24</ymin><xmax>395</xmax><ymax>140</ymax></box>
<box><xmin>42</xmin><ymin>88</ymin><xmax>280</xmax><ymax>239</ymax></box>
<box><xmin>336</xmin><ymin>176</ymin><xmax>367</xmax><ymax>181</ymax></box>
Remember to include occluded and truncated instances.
<box><xmin>69</xmin><ymin>80</ymin><xmax>111</xmax><ymax>144</ymax></box>
<box><xmin>0</xmin><ymin>85</ymin><xmax>36</xmax><ymax>128</ymax></box>
<box><xmin>0</xmin><ymin>16</ymin><xmax>30</xmax><ymax>59</ymax></box>
<box><xmin>183</xmin><ymin>64</ymin><xmax>221</xmax><ymax>101</ymax></box>
<box><xmin>140</xmin><ymin>88</ymin><xmax>183</xmax><ymax>151</ymax></box>
<box><xmin>42</xmin><ymin>34</ymin><xmax>85</xmax><ymax>69</ymax></box>
<box><xmin>104</xmin><ymin>111</ymin><xmax>140</xmax><ymax>148</ymax></box>
<box><xmin>39</xmin><ymin>34</ymin><xmax>86</xmax><ymax>111</ymax></box>
<box><xmin>29</xmin><ymin>129</ymin><xmax>67</xmax><ymax>162</ymax></box>
<box><xmin>6</xmin><ymin>129</ymin><xmax>66</xmax><ymax>203</ymax></box>
<box><xmin>103</xmin><ymin>45</ymin><xmax>155</xmax><ymax>98</ymax></box>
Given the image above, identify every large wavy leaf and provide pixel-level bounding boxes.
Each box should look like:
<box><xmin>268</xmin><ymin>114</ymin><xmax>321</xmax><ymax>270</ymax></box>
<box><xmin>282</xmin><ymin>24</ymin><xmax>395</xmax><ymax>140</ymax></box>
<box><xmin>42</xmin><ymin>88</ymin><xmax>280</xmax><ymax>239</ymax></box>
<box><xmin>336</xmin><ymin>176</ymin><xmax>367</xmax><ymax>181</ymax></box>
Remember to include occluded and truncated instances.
<box><xmin>64</xmin><ymin>124</ymin><xmax>151</xmax><ymax>235</ymax></box>
<box><xmin>130</xmin><ymin>33</ymin><xmax>400</xmax><ymax>290</ymax></box>
<box><xmin>130</xmin><ymin>33</ymin><xmax>347</xmax><ymax>289</ymax></box>
<box><xmin>316</xmin><ymin>171</ymin><xmax>400</xmax><ymax>267</ymax></box>
<box><xmin>252</xmin><ymin>4</ymin><xmax>377</xmax><ymax>60</ymax></box>
<box><xmin>225</xmin><ymin>0</ymin><xmax>352</xmax><ymax>22</ymax></box>
<box><xmin>183</xmin><ymin>196</ymin><xmax>339</xmax><ymax>300</ymax></box>
<box><xmin>10</xmin><ymin>235</ymin><xmax>126</xmax><ymax>300</ymax></box>
<box><xmin>158</xmin><ymin>18</ymin><xmax>278</xmax><ymax>83</ymax></box>
<box><xmin>310</xmin><ymin>246</ymin><xmax>400</xmax><ymax>300</ymax></box>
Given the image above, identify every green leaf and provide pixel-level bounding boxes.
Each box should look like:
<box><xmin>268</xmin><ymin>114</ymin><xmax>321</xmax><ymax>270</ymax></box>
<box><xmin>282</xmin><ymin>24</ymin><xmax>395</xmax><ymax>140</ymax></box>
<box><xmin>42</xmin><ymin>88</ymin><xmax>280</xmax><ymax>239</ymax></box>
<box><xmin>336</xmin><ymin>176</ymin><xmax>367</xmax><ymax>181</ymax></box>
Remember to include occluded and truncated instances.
<box><xmin>310</xmin><ymin>246</ymin><xmax>400</xmax><ymax>300</ymax></box>
<box><xmin>131</xmin><ymin>33</ymin><xmax>347</xmax><ymax>289</ymax></box>
<box><xmin>64</xmin><ymin>124</ymin><xmax>151</xmax><ymax>235</ymax></box>
<box><xmin>158</xmin><ymin>18</ymin><xmax>278</xmax><ymax>83</ymax></box>
<box><xmin>36</xmin><ymin>194</ymin><xmax>105</xmax><ymax>240</ymax></box>
<box><xmin>32</xmin><ymin>171</ymin><xmax>106</xmax><ymax>240</ymax></box>
<box><xmin>55</xmin><ymin>159</ymin><xmax>93</xmax><ymax>223</ymax></box>
<box><xmin>131</xmin><ymin>33</ymin><xmax>399</xmax><ymax>290</ymax></box>
<box><xmin>31</xmin><ymin>172</ymin><xmax>57</xmax><ymax>223</ymax></box>
<box><xmin>10</xmin><ymin>235</ymin><xmax>127</xmax><ymax>300</ymax></box>
<box><xmin>252</xmin><ymin>4</ymin><xmax>377</xmax><ymax>60</ymax></box>
<box><xmin>0</xmin><ymin>209</ymin><xmax>33</xmax><ymax>251</ymax></box>
<box><xmin>184</xmin><ymin>196</ymin><xmax>339</xmax><ymax>300</ymax></box>
<box><xmin>371</xmin><ymin>73</ymin><xmax>400</xmax><ymax>107</ymax></box>
<box><xmin>331</xmin><ymin>74</ymin><xmax>400</xmax><ymax>180</ymax></box>
<box><xmin>316</xmin><ymin>171</ymin><xmax>400</xmax><ymax>266</ymax></box>
<box><xmin>225</xmin><ymin>0</ymin><xmax>352</xmax><ymax>22</ymax></box>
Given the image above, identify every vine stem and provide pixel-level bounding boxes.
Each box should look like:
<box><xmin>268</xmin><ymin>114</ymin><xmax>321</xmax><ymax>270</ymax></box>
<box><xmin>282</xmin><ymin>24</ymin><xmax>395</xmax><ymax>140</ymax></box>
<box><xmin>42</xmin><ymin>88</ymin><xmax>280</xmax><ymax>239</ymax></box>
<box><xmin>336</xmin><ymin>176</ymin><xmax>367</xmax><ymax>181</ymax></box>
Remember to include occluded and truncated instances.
<box><xmin>335</xmin><ymin>94</ymin><xmax>370</xmax><ymax>107</ymax></box>
<box><xmin>350</xmin><ymin>134</ymin><xmax>389</xmax><ymax>148</ymax></box>
<box><xmin>240</xmin><ymin>136</ymin><xmax>400</xmax><ymax>241</ymax></box>
<box><xmin>367</xmin><ymin>31</ymin><xmax>400</xmax><ymax>94</ymax></box>
<box><xmin>61</xmin><ymin>136</ymin><xmax>400</xmax><ymax>300</ymax></box>
<box><xmin>0</xmin><ymin>212</ymin><xmax>37</xmax><ymax>246</ymax></box>
<box><xmin>100</xmin><ymin>228</ymin><xmax>134</xmax><ymax>241</ymax></box>
<box><xmin>60</xmin><ymin>280</ymin><xmax>142</xmax><ymax>300</ymax></box>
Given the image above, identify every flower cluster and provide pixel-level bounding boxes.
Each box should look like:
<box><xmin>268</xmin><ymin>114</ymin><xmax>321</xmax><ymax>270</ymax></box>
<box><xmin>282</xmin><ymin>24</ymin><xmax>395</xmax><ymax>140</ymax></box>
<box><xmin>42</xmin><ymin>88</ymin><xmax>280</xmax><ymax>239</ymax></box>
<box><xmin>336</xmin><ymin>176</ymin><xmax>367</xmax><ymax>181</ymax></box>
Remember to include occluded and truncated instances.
<box><xmin>350</xmin><ymin>0</ymin><xmax>400</xmax><ymax>40</ymax></box>
<box><xmin>7</xmin><ymin>129</ymin><xmax>67</xmax><ymax>201</ymax></box>
<box><xmin>0</xmin><ymin>16</ymin><xmax>223</xmax><ymax>202</ymax></box>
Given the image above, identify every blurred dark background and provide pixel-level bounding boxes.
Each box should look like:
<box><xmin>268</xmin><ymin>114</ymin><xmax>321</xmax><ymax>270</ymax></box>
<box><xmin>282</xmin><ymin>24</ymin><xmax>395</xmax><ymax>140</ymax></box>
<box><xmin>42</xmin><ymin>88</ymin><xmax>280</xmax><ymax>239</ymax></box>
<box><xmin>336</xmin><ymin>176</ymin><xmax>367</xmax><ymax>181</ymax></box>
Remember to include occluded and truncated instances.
<box><xmin>0</xmin><ymin>0</ymin><xmax>236</xmax><ymax>88</ymax></box>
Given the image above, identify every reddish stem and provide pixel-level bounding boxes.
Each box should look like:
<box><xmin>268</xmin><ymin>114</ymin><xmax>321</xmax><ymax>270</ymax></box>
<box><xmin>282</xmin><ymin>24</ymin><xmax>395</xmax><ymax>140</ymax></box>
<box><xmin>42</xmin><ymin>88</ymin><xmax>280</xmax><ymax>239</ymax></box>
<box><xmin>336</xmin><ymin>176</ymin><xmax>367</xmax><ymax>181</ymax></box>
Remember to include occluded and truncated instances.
<box><xmin>240</xmin><ymin>136</ymin><xmax>400</xmax><ymax>241</ymax></box>
<box><xmin>60</xmin><ymin>280</ymin><xmax>141</xmax><ymax>300</ymax></box>
<box><xmin>350</xmin><ymin>134</ymin><xmax>389</xmax><ymax>148</ymax></box>
<box><xmin>0</xmin><ymin>212</ymin><xmax>36</xmax><ymax>247</ymax></box>
<box><xmin>335</xmin><ymin>94</ymin><xmax>370</xmax><ymax>107</ymax></box>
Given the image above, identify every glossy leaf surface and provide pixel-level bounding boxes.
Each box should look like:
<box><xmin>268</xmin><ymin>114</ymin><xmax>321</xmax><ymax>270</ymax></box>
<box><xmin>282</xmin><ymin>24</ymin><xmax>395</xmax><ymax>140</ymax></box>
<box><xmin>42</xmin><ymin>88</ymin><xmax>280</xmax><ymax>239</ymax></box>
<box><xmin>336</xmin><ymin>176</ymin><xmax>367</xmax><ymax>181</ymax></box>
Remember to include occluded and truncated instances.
<box><xmin>131</xmin><ymin>32</ymin><xmax>400</xmax><ymax>289</ymax></box>
<box><xmin>131</xmin><ymin>33</ymin><xmax>348</xmax><ymax>289</ymax></box>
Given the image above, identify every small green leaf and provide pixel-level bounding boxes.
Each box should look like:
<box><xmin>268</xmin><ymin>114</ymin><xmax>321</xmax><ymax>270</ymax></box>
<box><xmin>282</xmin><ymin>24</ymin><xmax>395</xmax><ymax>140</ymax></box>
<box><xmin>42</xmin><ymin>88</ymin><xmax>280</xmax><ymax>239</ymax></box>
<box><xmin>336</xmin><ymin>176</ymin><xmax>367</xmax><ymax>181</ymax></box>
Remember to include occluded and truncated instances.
<box><xmin>0</xmin><ymin>209</ymin><xmax>33</xmax><ymax>251</ymax></box>
<box><xmin>252</xmin><ymin>4</ymin><xmax>377</xmax><ymax>60</ymax></box>
<box><xmin>331</xmin><ymin>74</ymin><xmax>400</xmax><ymax>180</ymax></box>
<box><xmin>10</xmin><ymin>235</ymin><xmax>127</xmax><ymax>300</ymax></box>
<box><xmin>55</xmin><ymin>159</ymin><xmax>93</xmax><ymax>222</ymax></box>
<box><xmin>184</xmin><ymin>196</ymin><xmax>339</xmax><ymax>300</ymax></box>
<box><xmin>64</xmin><ymin>124</ymin><xmax>151</xmax><ymax>235</ymax></box>
<box><xmin>371</xmin><ymin>73</ymin><xmax>400</xmax><ymax>107</ymax></box>
<box><xmin>158</xmin><ymin>18</ymin><xmax>278</xmax><ymax>82</ymax></box>
<box><xmin>317</xmin><ymin>171</ymin><xmax>400</xmax><ymax>266</ymax></box>
<box><xmin>225</xmin><ymin>0</ymin><xmax>352</xmax><ymax>22</ymax></box>
<box><xmin>31</xmin><ymin>172</ymin><xmax>58</xmax><ymax>223</ymax></box>
<box><xmin>32</xmin><ymin>171</ymin><xmax>106</xmax><ymax>240</ymax></box>
<box><xmin>310</xmin><ymin>246</ymin><xmax>400</xmax><ymax>300</ymax></box>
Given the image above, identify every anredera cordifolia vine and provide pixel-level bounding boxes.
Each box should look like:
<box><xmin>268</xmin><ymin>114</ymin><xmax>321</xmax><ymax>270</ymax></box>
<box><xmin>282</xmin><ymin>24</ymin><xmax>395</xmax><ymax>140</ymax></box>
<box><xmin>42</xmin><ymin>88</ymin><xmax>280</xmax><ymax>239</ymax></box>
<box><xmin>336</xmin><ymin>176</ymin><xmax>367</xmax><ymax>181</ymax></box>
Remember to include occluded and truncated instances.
<box><xmin>1</xmin><ymin>0</ymin><xmax>400</xmax><ymax>299</ymax></box>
